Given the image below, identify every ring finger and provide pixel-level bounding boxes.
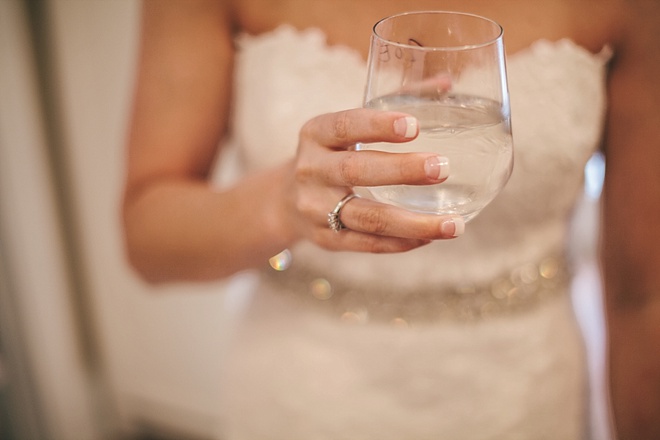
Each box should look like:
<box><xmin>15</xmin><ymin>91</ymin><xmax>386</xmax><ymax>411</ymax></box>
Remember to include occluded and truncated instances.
<box><xmin>331</xmin><ymin>195</ymin><xmax>465</xmax><ymax>241</ymax></box>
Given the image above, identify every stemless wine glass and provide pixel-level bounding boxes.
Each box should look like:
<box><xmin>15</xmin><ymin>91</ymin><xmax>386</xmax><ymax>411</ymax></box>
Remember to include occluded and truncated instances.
<box><xmin>355</xmin><ymin>11</ymin><xmax>514</xmax><ymax>222</ymax></box>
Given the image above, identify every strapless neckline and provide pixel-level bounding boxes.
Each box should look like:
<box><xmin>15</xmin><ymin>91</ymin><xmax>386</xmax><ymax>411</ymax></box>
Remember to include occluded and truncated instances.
<box><xmin>237</xmin><ymin>24</ymin><xmax>610</xmax><ymax>71</ymax></box>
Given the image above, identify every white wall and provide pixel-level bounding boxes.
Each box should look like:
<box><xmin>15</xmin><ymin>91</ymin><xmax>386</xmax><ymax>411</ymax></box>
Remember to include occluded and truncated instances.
<box><xmin>0</xmin><ymin>1</ymin><xmax>251</xmax><ymax>437</ymax></box>
<box><xmin>0</xmin><ymin>1</ymin><xmax>100</xmax><ymax>438</ymax></box>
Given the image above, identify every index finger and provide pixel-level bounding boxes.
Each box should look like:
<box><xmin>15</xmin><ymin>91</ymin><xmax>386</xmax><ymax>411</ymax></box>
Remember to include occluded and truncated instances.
<box><xmin>300</xmin><ymin>108</ymin><xmax>418</xmax><ymax>150</ymax></box>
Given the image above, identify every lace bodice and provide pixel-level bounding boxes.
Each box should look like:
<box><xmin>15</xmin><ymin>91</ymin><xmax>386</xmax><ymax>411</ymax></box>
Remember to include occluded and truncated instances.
<box><xmin>227</xmin><ymin>25</ymin><xmax>610</xmax><ymax>291</ymax></box>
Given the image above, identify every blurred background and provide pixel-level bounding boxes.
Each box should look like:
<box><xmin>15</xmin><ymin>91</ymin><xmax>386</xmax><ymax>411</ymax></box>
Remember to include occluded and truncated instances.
<box><xmin>0</xmin><ymin>1</ymin><xmax>608</xmax><ymax>439</ymax></box>
<box><xmin>0</xmin><ymin>1</ymin><xmax>249</xmax><ymax>438</ymax></box>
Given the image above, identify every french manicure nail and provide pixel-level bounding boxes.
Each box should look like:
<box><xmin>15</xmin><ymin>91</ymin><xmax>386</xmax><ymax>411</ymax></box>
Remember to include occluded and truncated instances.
<box><xmin>393</xmin><ymin>116</ymin><xmax>418</xmax><ymax>138</ymax></box>
<box><xmin>424</xmin><ymin>156</ymin><xmax>450</xmax><ymax>181</ymax></box>
<box><xmin>441</xmin><ymin>216</ymin><xmax>465</xmax><ymax>238</ymax></box>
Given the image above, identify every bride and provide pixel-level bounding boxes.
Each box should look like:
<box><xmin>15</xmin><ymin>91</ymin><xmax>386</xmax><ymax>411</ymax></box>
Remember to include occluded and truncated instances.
<box><xmin>121</xmin><ymin>1</ymin><xmax>660</xmax><ymax>439</ymax></box>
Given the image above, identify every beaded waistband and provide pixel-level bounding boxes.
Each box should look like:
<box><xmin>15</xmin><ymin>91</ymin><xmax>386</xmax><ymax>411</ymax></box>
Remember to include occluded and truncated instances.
<box><xmin>261</xmin><ymin>254</ymin><xmax>571</xmax><ymax>325</ymax></box>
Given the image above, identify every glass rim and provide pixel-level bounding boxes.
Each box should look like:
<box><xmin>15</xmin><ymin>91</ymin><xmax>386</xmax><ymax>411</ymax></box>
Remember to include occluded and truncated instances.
<box><xmin>372</xmin><ymin>10</ymin><xmax>504</xmax><ymax>52</ymax></box>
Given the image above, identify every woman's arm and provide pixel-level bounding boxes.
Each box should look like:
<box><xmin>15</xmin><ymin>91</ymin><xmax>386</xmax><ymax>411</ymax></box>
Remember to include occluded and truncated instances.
<box><xmin>602</xmin><ymin>2</ymin><xmax>660</xmax><ymax>438</ymax></box>
<box><xmin>122</xmin><ymin>0</ymin><xmax>296</xmax><ymax>282</ymax></box>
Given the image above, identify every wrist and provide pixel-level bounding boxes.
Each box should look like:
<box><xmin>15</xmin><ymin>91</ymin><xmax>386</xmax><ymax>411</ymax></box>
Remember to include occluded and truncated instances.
<box><xmin>263</xmin><ymin>161</ymin><xmax>299</xmax><ymax>249</ymax></box>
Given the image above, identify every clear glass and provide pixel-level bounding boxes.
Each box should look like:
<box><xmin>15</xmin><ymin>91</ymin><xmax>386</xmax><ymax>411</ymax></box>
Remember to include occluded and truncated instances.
<box><xmin>356</xmin><ymin>11</ymin><xmax>514</xmax><ymax>222</ymax></box>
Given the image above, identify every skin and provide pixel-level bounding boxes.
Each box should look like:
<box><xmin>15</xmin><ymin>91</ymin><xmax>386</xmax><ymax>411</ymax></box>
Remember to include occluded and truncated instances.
<box><xmin>122</xmin><ymin>1</ymin><xmax>660</xmax><ymax>438</ymax></box>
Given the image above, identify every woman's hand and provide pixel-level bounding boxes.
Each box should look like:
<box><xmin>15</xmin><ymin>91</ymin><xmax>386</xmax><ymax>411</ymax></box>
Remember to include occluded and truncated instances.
<box><xmin>278</xmin><ymin>108</ymin><xmax>464</xmax><ymax>254</ymax></box>
<box><xmin>123</xmin><ymin>2</ymin><xmax>462</xmax><ymax>282</ymax></box>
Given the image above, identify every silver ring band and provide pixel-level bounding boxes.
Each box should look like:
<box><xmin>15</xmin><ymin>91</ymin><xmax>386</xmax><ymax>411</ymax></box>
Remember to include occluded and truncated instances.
<box><xmin>327</xmin><ymin>193</ymin><xmax>358</xmax><ymax>232</ymax></box>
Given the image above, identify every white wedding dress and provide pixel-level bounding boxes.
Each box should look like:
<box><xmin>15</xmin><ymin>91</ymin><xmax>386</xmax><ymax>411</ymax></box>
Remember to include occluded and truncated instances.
<box><xmin>216</xmin><ymin>26</ymin><xmax>611</xmax><ymax>440</ymax></box>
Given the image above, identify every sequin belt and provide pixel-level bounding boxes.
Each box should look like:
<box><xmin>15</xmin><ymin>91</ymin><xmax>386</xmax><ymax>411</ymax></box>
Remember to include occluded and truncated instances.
<box><xmin>260</xmin><ymin>254</ymin><xmax>571</xmax><ymax>325</ymax></box>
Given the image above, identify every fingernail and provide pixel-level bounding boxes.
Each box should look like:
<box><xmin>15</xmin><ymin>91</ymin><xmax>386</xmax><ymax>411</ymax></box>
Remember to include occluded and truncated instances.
<box><xmin>424</xmin><ymin>156</ymin><xmax>450</xmax><ymax>181</ymax></box>
<box><xmin>441</xmin><ymin>216</ymin><xmax>465</xmax><ymax>238</ymax></box>
<box><xmin>393</xmin><ymin>116</ymin><xmax>418</xmax><ymax>138</ymax></box>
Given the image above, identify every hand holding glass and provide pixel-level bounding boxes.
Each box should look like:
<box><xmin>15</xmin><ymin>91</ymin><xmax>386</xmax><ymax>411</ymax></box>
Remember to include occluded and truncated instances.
<box><xmin>356</xmin><ymin>11</ymin><xmax>514</xmax><ymax>222</ymax></box>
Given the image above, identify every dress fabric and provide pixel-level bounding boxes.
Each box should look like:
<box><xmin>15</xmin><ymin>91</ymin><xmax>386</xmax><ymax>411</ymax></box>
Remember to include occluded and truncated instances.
<box><xmin>216</xmin><ymin>25</ymin><xmax>611</xmax><ymax>440</ymax></box>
